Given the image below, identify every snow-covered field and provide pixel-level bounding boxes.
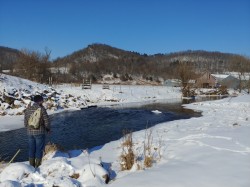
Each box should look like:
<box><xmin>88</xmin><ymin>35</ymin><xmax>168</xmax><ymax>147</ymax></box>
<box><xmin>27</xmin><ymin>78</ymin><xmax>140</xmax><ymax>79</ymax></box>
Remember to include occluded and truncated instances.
<box><xmin>0</xmin><ymin>74</ymin><xmax>250</xmax><ymax>187</ymax></box>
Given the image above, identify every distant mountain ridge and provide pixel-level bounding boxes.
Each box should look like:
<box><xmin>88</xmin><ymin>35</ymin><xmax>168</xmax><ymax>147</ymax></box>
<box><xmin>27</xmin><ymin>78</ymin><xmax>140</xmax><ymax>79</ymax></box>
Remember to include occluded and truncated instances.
<box><xmin>0</xmin><ymin>44</ymin><xmax>243</xmax><ymax>67</ymax></box>
<box><xmin>0</xmin><ymin>46</ymin><xmax>20</xmax><ymax>70</ymax></box>
<box><xmin>1</xmin><ymin>44</ymin><xmax>249</xmax><ymax>83</ymax></box>
<box><xmin>53</xmin><ymin>44</ymin><xmax>142</xmax><ymax>64</ymax></box>
<box><xmin>53</xmin><ymin>43</ymin><xmax>243</xmax><ymax>74</ymax></box>
<box><xmin>0</xmin><ymin>46</ymin><xmax>20</xmax><ymax>56</ymax></box>
<box><xmin>54</xmin><ymin>43</ymin><xmax>238</xmax><ymax>65</ymax></box>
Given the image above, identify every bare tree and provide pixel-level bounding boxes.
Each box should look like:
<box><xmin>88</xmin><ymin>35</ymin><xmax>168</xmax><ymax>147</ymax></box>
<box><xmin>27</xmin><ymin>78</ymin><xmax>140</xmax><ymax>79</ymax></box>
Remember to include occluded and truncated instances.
<box><xmin>14</xmin><ymin>48</ymin><xmax>51</xmax><ymax>83</ymax></box>
<box><xmin>229</xmin><ymin>55</ymin><xmax>250</xmax><ymax>93</ymax></box>
<box><xmin>175</xmin><ymin>61</ymin><xmax>197</xmax><ymax>97</ymax></box>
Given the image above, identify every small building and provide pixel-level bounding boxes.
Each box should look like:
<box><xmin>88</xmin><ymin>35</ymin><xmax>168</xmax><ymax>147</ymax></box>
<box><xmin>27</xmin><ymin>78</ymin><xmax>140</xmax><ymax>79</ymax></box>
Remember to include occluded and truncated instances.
<box><xmin>196</xmin><ymin>73</ymin><xmax>241</xmax><ymax>89</ymax></box>
<box><xmin>211</xmin><ymin>74</ymin><xmax>229</xmax><ymax>83</ymax></box>
<box><xmin>220</xmin><ymin>75</ymin><xmax>240</xmax><ymax>89</ymax></box>
<box><xmin>196</xmin><ymin>72</ymin><xmax>216</xmax><ymax>88</ymax></box>
<box><xmin>230</xmin><ymin>72</ymin><xmax>250</xmax><ymax>89</ymax></box>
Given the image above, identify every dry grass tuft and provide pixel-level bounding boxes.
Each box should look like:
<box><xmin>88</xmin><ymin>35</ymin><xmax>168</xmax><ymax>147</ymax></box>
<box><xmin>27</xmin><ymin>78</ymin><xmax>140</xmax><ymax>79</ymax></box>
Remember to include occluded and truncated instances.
<box><xmin>120</xmin><ymin>130</ymin><xmax>135</xmax><ymax>171</ymax></box>
<box><xmin>70</xmin><ymin>173</ymin><xmax>80</xmax><ymax>179</ymax></box>
<box><xmin>44</xmin><ymin>142</ymin><xmax>64</xmax><ymax>155</ymax></box>
<box><xmin>119</xmin><ymin>127</ymin><xmax>164</xmax><ymax>171</ymax></box>
<box><xmin>143</xmin><ymin>128</ymin><xmax>153</xmax><ymax>168</ymax></box>
<box><xmin>144</xmin><ymin>155</ymin><xmax>153</xmax><ymax>168</ymax></box>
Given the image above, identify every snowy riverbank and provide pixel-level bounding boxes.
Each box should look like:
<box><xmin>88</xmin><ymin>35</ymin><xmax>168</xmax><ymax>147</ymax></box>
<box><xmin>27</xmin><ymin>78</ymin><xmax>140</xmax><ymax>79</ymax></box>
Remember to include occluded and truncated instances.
<box><xmin>1</xmin><ymin>94</ymin><xmax>250</xmax><ymax>186</ymax></box>
<box><xmin>0</xmin><ymin>74</ymin><xmax>250</xmax><ymax>187</ymax></box>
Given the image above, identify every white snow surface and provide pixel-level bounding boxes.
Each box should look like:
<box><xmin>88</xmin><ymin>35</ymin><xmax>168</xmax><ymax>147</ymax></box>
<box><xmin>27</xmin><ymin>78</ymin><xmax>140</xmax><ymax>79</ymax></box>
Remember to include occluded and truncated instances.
<box><xmin>0</xmin><ymin>74</ymin><xmax>250</xmax><ymax>187</ymax></box>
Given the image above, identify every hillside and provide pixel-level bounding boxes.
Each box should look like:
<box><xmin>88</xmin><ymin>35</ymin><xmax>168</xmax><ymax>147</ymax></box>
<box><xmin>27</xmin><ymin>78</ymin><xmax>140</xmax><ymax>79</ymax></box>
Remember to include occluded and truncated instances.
<box><xmin>0</xmin><ymin>46</ymin><xmax>20</xmax><ymax>71</ymax></box>
<box><xmin>52</xmin><ymin>44</ymin><xmax>248</xmax><ymax>82</ymax></box>
<box><xmin>149</xmin><ymin>50</ymin><xmax>235</xmax><ymax>70</ymax></box>
<box><xmin>1</xmin><ymin>44</ymin><xmax>249</xmax><ymax>83</ymax></box>
<box><xmin>53</xmin><ymin>44</ymin><xmax>238</xmax><ymax>69</ymax></box>
<box><xmin>53</xmin><ymin>44</ymin><xmax>142</xmax><ymax>64</ymax></box>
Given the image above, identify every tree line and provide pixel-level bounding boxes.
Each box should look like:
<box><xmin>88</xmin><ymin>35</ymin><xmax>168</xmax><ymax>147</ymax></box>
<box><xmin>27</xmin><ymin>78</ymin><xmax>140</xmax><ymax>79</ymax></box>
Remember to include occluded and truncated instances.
<box><xmin>1</xmin><ymin>44</ymin><xmax>250</xmax><ymax>88</ymax></box>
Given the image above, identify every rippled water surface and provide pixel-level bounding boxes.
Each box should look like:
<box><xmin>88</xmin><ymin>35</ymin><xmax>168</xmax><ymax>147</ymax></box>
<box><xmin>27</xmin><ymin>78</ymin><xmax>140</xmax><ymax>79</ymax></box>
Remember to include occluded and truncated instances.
<box><xmin>0</xmin><ymin>100</ymin><xmax>201</xmax><ymax>162</ymax></box>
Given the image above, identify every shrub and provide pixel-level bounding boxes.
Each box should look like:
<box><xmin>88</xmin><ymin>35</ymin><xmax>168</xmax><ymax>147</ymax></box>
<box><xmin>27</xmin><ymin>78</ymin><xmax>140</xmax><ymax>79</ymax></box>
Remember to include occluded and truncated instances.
<box><xmin>120</xmin><ymin>130</ymin><xmax>135</xmax><ymax>171</ymax></box>
<box><xmin>119</xmin><ymin>128</ymin><xmax>163</xmax><ymax>171</ymax></box>
<box><xmin>120</xmin><ymin>74</ymin><xmax>128</xmax><ymax>81</ymax></box>
<box><xmin>143</xmin><ymin>128</ymin><xmax>153</xmax><ymax>168</ymax></box>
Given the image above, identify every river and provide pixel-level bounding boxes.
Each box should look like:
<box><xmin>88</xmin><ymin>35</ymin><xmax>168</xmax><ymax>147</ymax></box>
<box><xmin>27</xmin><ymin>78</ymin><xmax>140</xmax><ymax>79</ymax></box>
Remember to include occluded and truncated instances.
<box><xmin>0</xmin><ymin>99</ymin><xmax>201</xmax><ymax>162</ymax></box>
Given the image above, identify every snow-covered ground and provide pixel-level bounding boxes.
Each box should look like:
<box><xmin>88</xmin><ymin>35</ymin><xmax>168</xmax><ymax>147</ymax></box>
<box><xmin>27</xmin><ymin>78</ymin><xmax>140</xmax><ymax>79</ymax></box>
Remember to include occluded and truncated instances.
<box><xmin>0</xmin><ymin>74</ymin><xmax>250</xmax><ymax>187</ymax></box>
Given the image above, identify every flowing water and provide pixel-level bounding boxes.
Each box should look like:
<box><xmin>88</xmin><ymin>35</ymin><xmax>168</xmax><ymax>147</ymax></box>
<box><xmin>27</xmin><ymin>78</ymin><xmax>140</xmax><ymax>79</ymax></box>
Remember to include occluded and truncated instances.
<box><xmin>0</xmin><ymin>99</ymin><xmax>201</xmax><ymax>162</ymax></box>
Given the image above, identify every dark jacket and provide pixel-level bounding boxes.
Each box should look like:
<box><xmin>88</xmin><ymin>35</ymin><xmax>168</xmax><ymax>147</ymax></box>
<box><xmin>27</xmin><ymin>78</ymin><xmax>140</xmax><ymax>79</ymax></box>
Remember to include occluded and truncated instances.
<box><xmin>24</xmin><ymin>103</ymin><xmax>50</xmax><ymax>135</ymax></box>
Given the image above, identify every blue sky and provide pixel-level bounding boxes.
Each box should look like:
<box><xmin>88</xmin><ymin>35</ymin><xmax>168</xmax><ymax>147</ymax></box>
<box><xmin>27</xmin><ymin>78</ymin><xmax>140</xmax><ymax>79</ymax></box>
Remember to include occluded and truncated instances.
<box><xmin>0</xmin><ymin>0</ymin><xmax>250</xmax><ymax>59</ymax></box>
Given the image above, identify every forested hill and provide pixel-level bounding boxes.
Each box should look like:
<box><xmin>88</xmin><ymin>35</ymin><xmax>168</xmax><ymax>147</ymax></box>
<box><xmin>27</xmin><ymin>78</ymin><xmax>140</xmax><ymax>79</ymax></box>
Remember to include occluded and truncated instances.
<box><xmin>53</xmin><ymin>44</ymin><xmax>247</xmax><ymax>77</ymax></box>
<box><xmin>53</xmin><ymin>44</ymin><xmax>142</xmax><ymax>64</ymax></box>
<box><xmin>0</xmin><ymin>46</ymin><xmax>20</xmax><ymax>70</ymax></box>
<box><xmin>53</xmin><ymin>43</ymin><xmax>237</xmax><ymax>66</ymax></box>
<box><xmin>148</xmin><ymin>50</ymin><xmax>238</xmax><ymax>73</ymax></box>
<box><xmin>150</xmin><ymin>50</ymin><xmax>234</xmax><ymax>65</ymax></box>
<box><xmin>1</xmin><ymin>44</ymin><xmax>249</xmax><ymax>83</ymax></box>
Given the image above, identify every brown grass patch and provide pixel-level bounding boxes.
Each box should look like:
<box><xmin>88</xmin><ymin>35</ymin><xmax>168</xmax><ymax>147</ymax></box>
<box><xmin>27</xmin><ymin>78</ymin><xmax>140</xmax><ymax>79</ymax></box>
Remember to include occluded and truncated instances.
<box><xmin>143</xmin><ymin>128</ymin><xmax>153</xmax><ymax>168</ymax></box>
<box><xmin>44</xmin><ymin>142</ymin><xmax>64</xmax><ymax>155</ymax></box>
<box><xmin>70</xmin><ymin>173</ymin><xmax>80</xmax><ymax>179</ymax></box>
<box><xmin>120</xmin><ymin>130</ymin><xmax>135</xmax><ymax>171</ymax></box>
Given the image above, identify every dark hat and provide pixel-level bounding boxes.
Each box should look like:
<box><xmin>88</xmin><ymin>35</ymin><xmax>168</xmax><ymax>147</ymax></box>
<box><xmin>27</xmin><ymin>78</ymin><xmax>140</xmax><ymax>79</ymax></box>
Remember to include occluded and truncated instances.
<box><xmin>33</xmin><ymin>95</ymin><xmax>44</xmax><ymax>103</ymax></box>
